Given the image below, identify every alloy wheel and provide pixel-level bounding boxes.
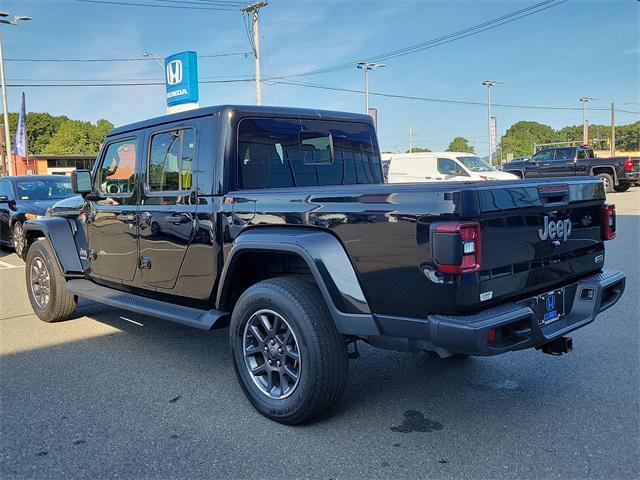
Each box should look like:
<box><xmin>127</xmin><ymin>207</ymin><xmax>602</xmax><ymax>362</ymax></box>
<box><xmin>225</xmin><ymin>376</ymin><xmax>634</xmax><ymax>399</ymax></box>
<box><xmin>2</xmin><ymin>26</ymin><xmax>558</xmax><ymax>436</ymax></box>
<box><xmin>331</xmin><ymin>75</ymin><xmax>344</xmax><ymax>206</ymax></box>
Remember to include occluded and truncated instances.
<box><xmin>242</xmin><ymin>309</ymin><xmax>302</xmax><ymax>399</ymax></box>
<box><xmin>30</xmin><ymin>256</ymin><xmax>51</xmax><ymax>309</ymax></box>
<box><xmin>13</xmin><ymin>223</ymin><xmax>25</xmax><ymax>258</ymax></box>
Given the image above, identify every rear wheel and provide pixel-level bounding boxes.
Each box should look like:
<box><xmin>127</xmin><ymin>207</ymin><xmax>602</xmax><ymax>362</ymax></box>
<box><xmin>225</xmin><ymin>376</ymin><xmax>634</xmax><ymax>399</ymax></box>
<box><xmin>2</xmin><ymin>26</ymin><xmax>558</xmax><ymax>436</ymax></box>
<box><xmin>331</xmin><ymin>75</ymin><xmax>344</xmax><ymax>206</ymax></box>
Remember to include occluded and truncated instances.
<box><xmin>12</xmin><ymin>222</ymin><xmax>26</xmax><ymax>259</ymax></box>
<box><xmin>613</xmin><ymin>183</ymin><xmax>630</xmax><ymax>193</ymax></box>
<box><xmin>25</xmin><ymin>239</ymin><xmax>77</xmax><ymax>323</ymax></box>
<box><xmin>230</xmin><ymin>277</ymin><xmax>348</xmax><ymax>425</ymax></box>
<box><xmin>597</xmin><ymin>173</ymin><xmax>614</xmax><ymax>193</ymax></box>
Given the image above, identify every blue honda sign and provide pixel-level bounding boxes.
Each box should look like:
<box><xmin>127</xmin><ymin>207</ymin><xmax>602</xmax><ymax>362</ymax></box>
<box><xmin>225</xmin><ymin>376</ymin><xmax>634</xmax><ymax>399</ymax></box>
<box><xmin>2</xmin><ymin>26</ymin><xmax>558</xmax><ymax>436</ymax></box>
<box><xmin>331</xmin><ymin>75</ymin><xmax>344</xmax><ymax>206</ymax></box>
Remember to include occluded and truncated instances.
<box><xmin>165</xmin><ymin>51</ymin><xmax>199</xmax><ymax>107</ymax></box>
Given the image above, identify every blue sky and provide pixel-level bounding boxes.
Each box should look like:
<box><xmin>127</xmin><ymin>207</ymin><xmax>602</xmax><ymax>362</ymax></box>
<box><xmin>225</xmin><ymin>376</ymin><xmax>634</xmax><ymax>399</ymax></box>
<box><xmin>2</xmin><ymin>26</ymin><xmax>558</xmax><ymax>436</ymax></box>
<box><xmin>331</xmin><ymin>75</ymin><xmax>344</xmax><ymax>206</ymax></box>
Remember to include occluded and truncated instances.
<box><xmin>2</xmin><ymin>0</ymin><xmax>639</xmax><ymax>155</ymax></box>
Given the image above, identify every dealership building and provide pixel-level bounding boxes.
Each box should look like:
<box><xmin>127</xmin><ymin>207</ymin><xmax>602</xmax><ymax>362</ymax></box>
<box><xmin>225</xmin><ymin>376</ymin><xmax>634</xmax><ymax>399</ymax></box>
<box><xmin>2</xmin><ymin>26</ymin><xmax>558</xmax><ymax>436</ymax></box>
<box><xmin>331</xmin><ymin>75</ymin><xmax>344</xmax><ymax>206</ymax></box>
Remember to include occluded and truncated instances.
<box><xmin>13</xmin><ymin>154</ymin><xmax>96</xmax><ymax>176</ymax></box>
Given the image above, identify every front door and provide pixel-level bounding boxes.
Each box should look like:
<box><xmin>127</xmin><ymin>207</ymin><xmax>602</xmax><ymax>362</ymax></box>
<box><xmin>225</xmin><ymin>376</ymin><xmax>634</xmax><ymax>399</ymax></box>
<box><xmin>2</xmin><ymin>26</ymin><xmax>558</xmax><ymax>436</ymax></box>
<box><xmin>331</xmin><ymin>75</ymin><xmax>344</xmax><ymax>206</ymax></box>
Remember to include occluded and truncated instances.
<box><xmin>86</xmin><ymin>137</ymin><xmax>140</xmax><ymax>282</ymax></box>
<box><xmin>138</xmin><ymin>126</ymin><xmax>198</xmax><ymax>290</ymax></box>
<box><xmin>0</xmin><ymin>179</ymin><xmax>14</xmax><ymax>244</ymax></box>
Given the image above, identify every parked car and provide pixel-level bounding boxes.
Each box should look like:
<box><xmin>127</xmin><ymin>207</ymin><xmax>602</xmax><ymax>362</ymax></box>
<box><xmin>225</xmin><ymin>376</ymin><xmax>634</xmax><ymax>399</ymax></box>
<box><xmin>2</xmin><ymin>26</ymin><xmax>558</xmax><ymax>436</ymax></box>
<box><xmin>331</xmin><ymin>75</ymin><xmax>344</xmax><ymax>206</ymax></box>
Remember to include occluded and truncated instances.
<box><xmin>386</xmin><ymin>151</ymin><xmax>517</xmax><ymax>183</ymax></box>
<box><xmin>501</xmin><ymin>146</ymin><xmax>640</xmax><ymax>192</ymax></box>
<box><xmin>23</xmin><ymin>106</ymin><xmax>625</xmax><ymax>425</ymax></box>
<box><xmin>0</xmin><ymin>175</ymin><xmax>76</xmax><ymax>258</ymax></box>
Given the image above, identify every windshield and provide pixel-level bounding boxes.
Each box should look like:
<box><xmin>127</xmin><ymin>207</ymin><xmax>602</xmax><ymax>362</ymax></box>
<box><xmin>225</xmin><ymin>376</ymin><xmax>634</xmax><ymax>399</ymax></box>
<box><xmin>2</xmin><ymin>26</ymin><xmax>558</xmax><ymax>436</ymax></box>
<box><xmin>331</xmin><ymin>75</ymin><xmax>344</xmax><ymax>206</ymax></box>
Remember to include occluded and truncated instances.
<box><xmin>457</xmin><ymin>156</ymin><xmax>494</xmax><ymax>172</ymax></box>
<box><xmin>15</xmin><ymin>178</ymin><xmax>74</xmax><ymax>201</ymax></box>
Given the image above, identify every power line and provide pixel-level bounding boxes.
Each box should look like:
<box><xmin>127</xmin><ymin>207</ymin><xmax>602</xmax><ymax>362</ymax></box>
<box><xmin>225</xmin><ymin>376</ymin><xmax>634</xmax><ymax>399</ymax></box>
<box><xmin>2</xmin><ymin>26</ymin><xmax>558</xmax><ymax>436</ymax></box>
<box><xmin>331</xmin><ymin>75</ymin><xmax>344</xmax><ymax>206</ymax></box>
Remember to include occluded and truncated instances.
<box><xmin>5</xmin><ymin>52</ymin><xmax>251</xmax><ymax>63</ymax></box>
<box><xmin>268</xmin><ymin>80</ymin><xmax>640</xmax><ymax>115</ymax></box>
<box><xmin>145</xmin><ymin>0</ymin><xmax>244</xmax><ymax>6</ymax></box>
<box><xmin>72</xmin><ymin>0</ymin><xmax>240</xmax><ymax>11</ymax></box>
<box><xmin>259</xmin><ymin>0</ymin><xmax>568</xmax><ymax>81</ymax></box>
<box><xmin>4</xmin><ymin>76</ymin><xmax>640</xmax><ymax>116</ymax></box>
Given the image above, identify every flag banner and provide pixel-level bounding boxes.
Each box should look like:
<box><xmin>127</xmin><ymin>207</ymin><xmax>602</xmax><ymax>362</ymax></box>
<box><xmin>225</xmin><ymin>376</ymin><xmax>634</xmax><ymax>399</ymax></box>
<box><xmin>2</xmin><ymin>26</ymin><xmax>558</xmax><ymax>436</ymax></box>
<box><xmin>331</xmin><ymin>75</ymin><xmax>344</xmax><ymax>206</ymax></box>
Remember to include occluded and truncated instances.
<box><xmin>489</xmin><ymin>116</ymin><xmax>497</xmax><ymax>155</ymax></box>
<box><xmin>13</xmin><ymin>92</ymin><xmax>27</xmax><ymax>158</ymax></box>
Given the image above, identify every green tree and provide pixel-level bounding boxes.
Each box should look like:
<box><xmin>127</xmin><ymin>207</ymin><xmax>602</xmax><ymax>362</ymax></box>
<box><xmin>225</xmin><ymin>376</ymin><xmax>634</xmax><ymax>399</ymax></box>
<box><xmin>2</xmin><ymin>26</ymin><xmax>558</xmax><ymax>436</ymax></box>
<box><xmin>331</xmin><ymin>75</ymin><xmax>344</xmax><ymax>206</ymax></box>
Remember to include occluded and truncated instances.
<box><xmin>42</xmin><ymin>118</ymin><xmax>114</xmax><ymax>155</ymax></box>
<box><xmin>500</xmin><ymin>121</ymin><xmax>561</xmax><ymax>157</ymax></box>
<box><xmin>405</xmin><ymin>147</ymin><xmax>431</xmax><ymax>153</ymax></box>
<box><xmin>446</xmin><ymin>136</ymin><xmax>474</xmax><ymax>153</ymax></box>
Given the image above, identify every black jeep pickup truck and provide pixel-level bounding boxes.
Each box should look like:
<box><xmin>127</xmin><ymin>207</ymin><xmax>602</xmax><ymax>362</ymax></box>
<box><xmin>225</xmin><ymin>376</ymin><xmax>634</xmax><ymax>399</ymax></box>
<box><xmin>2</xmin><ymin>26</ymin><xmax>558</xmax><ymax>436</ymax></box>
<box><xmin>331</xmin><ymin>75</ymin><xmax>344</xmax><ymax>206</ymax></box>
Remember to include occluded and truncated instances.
<box><xmin>502</xmin><ymin>146</ymin><xmax>640</xmax><ymax>193</ymax></box>
<box><xmin>22</xmin><ymin>106</ymin><xmax>625</xmax><ymax>424</ymax></box>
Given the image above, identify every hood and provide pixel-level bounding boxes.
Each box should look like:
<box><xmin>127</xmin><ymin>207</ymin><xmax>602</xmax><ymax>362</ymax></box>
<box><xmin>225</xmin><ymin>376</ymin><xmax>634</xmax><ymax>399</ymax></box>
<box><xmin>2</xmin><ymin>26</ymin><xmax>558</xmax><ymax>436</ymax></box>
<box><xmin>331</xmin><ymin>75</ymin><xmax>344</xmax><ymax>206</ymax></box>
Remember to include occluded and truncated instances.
<box><xmin>477</xmin><ymin>170</ymin><xmax>519</xmax><ymax>180</ymax></box>
<box><xmin>20</xmin><ymin>199</ymin><xmax>60</xmax><ymax>215</ymax></box>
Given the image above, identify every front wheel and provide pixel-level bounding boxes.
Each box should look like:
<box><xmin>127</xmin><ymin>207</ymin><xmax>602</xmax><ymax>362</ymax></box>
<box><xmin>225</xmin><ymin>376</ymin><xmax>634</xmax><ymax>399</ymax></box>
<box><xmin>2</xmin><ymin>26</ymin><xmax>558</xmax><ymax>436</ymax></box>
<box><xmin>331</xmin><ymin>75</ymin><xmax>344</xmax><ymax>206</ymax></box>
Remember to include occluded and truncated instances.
<box><xmin>613</xmin><ymin>183</ymin><xmax>630</xmax><ymax>193</ymax></box>
<box><xmin>12</xmin><ymin>222</ymin><xmax>26</xmax><ymax>259</ymax></box>
<box><xmin>25</xmin><ymin>239</ymin><xmax>77</xmax><ymax>322</ymax></box>
<box><xmin>229</xmin><ymin>277</ymin><xmax>348</xmax><ymax>425</ymax></box>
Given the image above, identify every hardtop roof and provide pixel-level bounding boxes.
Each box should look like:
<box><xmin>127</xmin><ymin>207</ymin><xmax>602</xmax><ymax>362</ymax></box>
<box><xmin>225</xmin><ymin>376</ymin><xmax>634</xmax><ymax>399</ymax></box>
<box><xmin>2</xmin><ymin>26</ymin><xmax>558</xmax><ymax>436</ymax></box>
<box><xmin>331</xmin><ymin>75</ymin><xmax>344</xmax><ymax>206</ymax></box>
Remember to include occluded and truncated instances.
<box><xmin>107</xmin><ymin>105</ymin><xmax>374</xmax><ymax>137</ymax></box>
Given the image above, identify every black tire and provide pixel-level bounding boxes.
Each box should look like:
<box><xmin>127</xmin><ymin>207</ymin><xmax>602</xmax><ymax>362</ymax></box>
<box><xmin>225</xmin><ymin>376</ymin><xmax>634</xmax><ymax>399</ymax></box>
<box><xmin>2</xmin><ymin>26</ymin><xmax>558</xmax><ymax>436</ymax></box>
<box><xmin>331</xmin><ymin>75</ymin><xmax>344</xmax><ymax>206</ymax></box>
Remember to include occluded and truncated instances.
<box><xmin>229</xmin><ymin>277</ymin><xmax>348</xmax><ymax>425</ymax></box>
<box><xmin>25</xmin><ymin>239</ymin><xmax>77</xmax><ymax>323</ymax></box>
<box><xmin>613</xmin><ymin>184</ymin><xmax>630</xmax><ymax>193</ymax></box>
<box><xmin>597</xmin><ymin>173</ymin><xmax>614</xmax><ymax>193</ymax></box>
<box><xmin>12</xmin><ymin>221</ymin><xmax>26</xmax><ymax>259</ymax></box>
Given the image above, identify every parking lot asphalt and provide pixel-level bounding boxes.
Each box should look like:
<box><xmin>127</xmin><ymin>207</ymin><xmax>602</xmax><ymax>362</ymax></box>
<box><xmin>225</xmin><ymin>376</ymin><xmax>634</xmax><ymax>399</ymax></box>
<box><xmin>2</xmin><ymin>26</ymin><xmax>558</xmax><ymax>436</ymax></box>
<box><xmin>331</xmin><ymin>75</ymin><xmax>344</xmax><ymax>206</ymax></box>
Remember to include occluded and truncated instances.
<box><xmin>1</xmin><ymin>190</ymin><xmax>639</xmax><ymax>479</ymax></box>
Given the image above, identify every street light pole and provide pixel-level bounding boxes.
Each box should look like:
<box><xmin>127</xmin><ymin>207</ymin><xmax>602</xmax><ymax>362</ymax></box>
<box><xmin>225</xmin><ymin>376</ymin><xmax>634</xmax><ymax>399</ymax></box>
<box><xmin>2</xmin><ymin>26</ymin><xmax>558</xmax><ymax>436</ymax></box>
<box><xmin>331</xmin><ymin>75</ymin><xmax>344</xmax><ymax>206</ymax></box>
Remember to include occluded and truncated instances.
<box><xmin>0</xmin><ymin>13</ymin><xmax>31</xmax><ymax>176</ymax></box>
<box><xmin>482</xmin><ymin>80</ymin><xmax>502</xmax><ymax>165</ymax></box>
<box><xmin>356</xmin><ymin>61</ymin><xmax>385</xmax><ymax>114</ymax></box>
<box><xmin>579</xmin><ymin>96</ymin><xmax>596</xmax><ymax>145</ymax></box>
<box><xmin>143</xmin><ymin>52</ymin><xmax>169</xmax><ymax>113</ymax></box>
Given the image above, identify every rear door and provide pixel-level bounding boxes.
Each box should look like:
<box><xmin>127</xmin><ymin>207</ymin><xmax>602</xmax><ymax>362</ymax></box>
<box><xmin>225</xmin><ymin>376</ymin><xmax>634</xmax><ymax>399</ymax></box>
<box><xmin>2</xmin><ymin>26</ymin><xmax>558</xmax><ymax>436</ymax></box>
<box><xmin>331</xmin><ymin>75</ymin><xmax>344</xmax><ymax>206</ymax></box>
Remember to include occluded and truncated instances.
<box><xmin>544</xmin><ymin>147</ymin><xmax>576</xmax><ymax>177</ymax></box>
<box><xmin>87</xmin><ymin>136</ymin><xmax>140</xmax><ymax>282</ymax></box>
<box><xmin>138</xmin><ymin>123</ymin><xmax>198</xmax><ymax>290</ymax></box>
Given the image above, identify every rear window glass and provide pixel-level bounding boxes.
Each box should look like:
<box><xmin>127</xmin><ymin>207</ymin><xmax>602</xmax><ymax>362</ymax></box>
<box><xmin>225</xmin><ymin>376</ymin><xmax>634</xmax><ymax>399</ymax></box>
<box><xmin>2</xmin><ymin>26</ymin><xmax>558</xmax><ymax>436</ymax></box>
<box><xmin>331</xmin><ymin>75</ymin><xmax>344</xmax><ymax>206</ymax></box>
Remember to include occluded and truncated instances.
<box><xmin>238</xmin><ymin>118</ymin><xmax>381</xmax><ymax>189</ymax></box>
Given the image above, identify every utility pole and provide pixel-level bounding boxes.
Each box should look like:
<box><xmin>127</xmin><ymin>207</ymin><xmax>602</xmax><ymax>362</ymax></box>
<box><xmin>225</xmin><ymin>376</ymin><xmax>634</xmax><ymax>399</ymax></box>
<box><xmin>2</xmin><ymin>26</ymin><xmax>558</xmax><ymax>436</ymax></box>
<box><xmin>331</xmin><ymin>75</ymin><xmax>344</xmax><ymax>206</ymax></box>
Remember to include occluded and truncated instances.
<box><xmin>610</xmin><ymin>102</ymin><xmax>615</xmax><ymax>157</ymax></box>
<box><xmin>579</xmin><ymin>96</ymin><xmax>596</xmax><ymax>145</ymax></box>
<box><xmin>409</xmin><ymin>124</ymin><xmax>413</xmax><ymax>153</ymax></box>
<box><xmin>242</xmin><ymin>2</ymin><xmax>267</xmax><ymax>106</ymax></box>
<box><xmin>482</xmin><ymin>80</ymin><xmax>502</xmax><ymax>165</ymax></box>
<box><xmin>0</xmin><ymin>12</ymin><xmax>31</xmax><ymax>176</ymax></box>
<box><xmin>356</xmin><ymin>61</ymin><xmax>385</xmax><ymax>114</ymax></box>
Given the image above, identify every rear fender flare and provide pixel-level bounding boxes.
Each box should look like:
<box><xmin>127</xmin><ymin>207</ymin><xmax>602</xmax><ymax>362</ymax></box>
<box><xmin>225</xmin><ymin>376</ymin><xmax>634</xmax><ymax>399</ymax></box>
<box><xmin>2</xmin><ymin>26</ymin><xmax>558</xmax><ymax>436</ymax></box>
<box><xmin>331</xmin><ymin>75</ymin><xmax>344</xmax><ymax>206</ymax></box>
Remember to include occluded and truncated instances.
<box><xmin>590</xmin><ymin>165</ymin><xmax>618</xmax><ymax>185</ymax></box>
<box><xmin>217</xmin><ymin>227</ymin><xmax>380</xmax><ymax>336</ymax></box>
<box><xmin>22</xmin><ymin>217</ymin><xmax>85</xmax><ymax>275</ymax></box>
<box><xmin>506</xmin><ymin>169</ymin><xmax>525</xmax><ymax>178</ymax></box>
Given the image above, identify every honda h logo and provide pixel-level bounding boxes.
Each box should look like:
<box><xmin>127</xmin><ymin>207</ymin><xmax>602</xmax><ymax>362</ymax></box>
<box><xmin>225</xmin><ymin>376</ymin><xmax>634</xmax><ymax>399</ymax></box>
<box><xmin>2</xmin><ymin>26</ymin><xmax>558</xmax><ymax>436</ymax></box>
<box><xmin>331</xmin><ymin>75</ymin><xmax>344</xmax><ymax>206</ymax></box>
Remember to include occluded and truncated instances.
<box><xmin>166</xmin><ymin>60</ymin><xmax>183</xmax><ymax>85</ymax></box>
<box><xmin>546</xmin><ymin>294</ymin><xmax>556</xmax><ymax>311</ymax></box>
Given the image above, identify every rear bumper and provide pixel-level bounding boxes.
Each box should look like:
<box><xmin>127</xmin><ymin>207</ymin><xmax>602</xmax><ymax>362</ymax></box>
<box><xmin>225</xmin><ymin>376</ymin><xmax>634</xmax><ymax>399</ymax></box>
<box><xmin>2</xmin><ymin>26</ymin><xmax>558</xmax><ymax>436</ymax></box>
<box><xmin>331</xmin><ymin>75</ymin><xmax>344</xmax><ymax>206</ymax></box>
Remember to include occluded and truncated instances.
<box><xmin>372</xmin><ymin>270</ymin><xmax>625</xmax><ymax>356</ymax></box>
<box><xmin>620</xmin><ymin>171</ymin><xmax>640</xmax><ymax>183</ymax></box>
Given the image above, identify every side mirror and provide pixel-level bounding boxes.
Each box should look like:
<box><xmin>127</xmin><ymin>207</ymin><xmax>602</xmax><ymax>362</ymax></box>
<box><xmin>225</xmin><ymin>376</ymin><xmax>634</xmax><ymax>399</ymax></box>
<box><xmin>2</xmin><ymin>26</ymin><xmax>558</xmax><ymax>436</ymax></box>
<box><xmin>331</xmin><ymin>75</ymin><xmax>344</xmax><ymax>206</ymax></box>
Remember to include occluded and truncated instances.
<box><xmin>71</xmin><ymin>169</ymin><xmax>93</xmax><ymax>194</ymax></box>
<box><xmin>0</xmin><ymin>194</ymin><xmax>10</xmax><ymax>203</ymax></box>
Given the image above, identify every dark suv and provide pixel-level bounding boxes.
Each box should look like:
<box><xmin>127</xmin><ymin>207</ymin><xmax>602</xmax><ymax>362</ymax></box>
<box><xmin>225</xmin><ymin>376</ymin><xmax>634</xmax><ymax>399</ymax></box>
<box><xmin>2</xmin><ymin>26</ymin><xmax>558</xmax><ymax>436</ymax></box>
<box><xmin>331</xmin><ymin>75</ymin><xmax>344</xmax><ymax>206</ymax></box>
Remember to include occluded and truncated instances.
<box><xmin>22</xmin><ymin>106</ymin><xmax>625</xmax><ymax>424</ymax></box>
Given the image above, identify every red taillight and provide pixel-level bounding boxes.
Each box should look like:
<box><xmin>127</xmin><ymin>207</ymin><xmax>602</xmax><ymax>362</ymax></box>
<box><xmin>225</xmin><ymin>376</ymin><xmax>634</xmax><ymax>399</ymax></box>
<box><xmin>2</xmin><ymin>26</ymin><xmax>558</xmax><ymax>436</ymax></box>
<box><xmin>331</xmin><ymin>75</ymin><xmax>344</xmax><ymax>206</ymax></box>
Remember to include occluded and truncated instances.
<box><xmin>433</xmin><ymin>222</ymin><xmax>482</xmax><ymax>274</ymax></box>
<box><xmin>603</xmin><ymin>204</ymin><xmax>616</xmax><ymax>240</ymax></box>
<box><xmin>487</xmin><ymin>328</ymin><xmax>496</xmax><ymax>343</ymax></box>
<box><xmin>624</xmin><ymin>158</ymin><xmax>633</xmax><ymax>171</ymax></box>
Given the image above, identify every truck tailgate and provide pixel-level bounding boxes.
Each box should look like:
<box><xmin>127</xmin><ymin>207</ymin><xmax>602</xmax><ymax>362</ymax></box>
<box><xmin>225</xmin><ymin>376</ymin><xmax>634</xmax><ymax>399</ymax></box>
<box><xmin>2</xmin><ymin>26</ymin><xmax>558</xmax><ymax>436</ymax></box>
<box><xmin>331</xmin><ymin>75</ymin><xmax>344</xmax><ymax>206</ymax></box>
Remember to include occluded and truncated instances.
<box><xmin>476</xmin><ymin>179</ymin><xmax>606</xmax><ymax>309</ymax></box>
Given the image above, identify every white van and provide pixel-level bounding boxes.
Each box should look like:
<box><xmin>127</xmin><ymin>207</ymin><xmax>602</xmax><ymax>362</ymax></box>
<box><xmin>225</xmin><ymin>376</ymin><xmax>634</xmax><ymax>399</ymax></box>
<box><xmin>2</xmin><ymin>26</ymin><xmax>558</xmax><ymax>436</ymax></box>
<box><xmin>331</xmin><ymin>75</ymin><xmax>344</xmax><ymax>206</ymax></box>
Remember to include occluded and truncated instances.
<box><xmin>385</xmin><ymin>152</ymin><xmax>517</xmax><ymax>183</ymax></box>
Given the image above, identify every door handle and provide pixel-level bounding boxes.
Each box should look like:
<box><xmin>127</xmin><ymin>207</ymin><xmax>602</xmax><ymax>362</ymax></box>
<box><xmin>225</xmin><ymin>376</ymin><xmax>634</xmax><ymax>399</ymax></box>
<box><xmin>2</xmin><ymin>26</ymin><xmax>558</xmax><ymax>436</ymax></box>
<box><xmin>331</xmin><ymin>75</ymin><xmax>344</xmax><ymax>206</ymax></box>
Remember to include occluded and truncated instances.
<box><xmin>116</xmin><ymin>213</ymin><xmax>137</xmax><ymax>223</ymax></box>
<box><xmin>166</xmin><ymin>213</ymin><xmax>191</xmax><ymax>225</ymax></box>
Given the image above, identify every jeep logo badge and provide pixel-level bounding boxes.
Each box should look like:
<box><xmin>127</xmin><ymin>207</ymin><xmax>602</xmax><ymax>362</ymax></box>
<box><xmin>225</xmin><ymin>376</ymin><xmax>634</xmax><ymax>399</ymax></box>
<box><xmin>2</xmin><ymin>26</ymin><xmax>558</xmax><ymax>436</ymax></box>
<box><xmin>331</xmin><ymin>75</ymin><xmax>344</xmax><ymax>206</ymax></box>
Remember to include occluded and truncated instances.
<box><xmin>538</xmin><ymin>216</ymin><xmax>572</xmax><ymax>241</ymax></box>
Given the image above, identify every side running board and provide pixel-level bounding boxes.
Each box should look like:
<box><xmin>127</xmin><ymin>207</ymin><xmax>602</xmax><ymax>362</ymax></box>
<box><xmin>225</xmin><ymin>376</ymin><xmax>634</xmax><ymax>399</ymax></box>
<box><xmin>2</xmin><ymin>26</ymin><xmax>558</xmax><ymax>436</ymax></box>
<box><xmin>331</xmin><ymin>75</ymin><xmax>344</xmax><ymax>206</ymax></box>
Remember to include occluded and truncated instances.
<box><xmin>66</xmin><ymin>279</ymin><xmax>227</xmax><ymax>330</ymax></box>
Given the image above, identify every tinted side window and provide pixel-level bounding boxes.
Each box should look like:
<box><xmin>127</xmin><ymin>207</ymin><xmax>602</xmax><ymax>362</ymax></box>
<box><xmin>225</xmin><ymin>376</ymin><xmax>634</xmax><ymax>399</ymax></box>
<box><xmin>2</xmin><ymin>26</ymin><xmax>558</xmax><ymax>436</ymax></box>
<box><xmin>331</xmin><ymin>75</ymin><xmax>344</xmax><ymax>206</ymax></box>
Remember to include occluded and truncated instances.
<box><xmin>0</xmin><ymin>180</ymin><xmax>13</xmax><ymax>198</ymax></box>
<box><xmin>438</xmin><ymin>158</ymin><xmax>468</xmax><ymax>176</ymax></box>
<box><xmin>554</xmin><ymin>148</ymin><xmax>574</xmax><ymax>161</ymax></box>
<box><xmin>532</xmin><ymin>149</ymin><xmax>553</xmax><ymax>161</ymax></box>
<box><xmin>148</xmin><ymin>128</ymin><xmax>195</xmax><ymax>192</ymax></box>
<box><xmin>96</xmin><ymin>138</ymin><xmax>137</xmax><ymax>196</ymax></box>
<box><xmin>237</xmin><ymin>118</ymin><xmax>380</xmax><ymax>189</ymax></box>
